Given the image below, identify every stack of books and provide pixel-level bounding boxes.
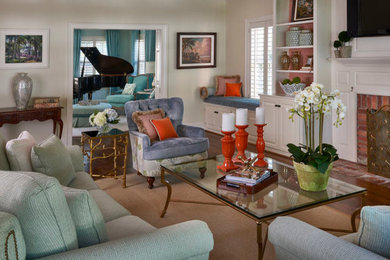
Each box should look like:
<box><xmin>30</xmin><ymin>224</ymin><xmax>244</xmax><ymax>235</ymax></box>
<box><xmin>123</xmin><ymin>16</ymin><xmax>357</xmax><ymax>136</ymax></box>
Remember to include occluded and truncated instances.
<box><xmin>33</xmin><ymin>97</ymin><xmax>60</xmax><ymax>108</ymax></box>
<box><xmin>225</xmin><ymin>170</ymin><xmax>271</xmax><ymax>186</ymax></box>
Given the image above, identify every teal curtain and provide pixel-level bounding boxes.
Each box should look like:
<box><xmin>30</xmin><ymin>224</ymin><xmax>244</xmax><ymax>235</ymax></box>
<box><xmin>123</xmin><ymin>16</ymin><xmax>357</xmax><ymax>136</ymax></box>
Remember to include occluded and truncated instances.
<box><xmin>130</xmin><ymin>30</ymin><xmax>141</xmax><ymax>75</ymax></box>
<box><xmin>105</xmin><ymin>30</ymin><xmax>120</xmax><ymax>57</ymax></box>
<box><xmin>145</xmin><ymin>30</ymin><xmax>156</xmax><ymax>62</ymax></box>
<box><xmin>73</xmin><ymin>29</ymin><xmax>82</xmax><ymax>77</ymax></box>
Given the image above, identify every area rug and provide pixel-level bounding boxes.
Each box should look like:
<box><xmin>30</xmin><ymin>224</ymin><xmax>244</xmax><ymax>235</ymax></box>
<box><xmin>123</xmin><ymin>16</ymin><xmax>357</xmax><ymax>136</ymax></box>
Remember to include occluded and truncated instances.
<box><xmin>96</xmin><ymin>172</ymin><xmax>355</xmax><ymax>260</ymax></box>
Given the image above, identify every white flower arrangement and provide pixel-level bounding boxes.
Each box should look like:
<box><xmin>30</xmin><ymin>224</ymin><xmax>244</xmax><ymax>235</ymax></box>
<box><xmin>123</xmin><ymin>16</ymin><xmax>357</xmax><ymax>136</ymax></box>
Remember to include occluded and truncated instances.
<box><xmin>287</xmin><ymin>83</ymin><xmax>346</xmax><ymax>173</ymax></box>
<box><xmin>89</xmin><ymin>108</ymin><xmax>119</xmax><ymax>127</ymax></box>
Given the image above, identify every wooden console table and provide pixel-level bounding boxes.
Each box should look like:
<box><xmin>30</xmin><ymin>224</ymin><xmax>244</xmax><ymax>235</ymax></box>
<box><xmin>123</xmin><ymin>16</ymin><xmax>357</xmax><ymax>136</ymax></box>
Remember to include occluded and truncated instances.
<box><xmin>0</xmin><ymin>106</ymin><xmax>64</xmax><ymax>138</ymax></box>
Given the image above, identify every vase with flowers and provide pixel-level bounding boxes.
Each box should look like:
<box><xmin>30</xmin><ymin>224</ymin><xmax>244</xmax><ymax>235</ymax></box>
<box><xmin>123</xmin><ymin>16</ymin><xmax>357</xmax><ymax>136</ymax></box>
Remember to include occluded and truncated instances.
<box><xmin>288</xmin><ymin>83</ymin><xmax>346</xmax><ymax>191</ymax></box>
<box><xmin>89</xmin><ymin>108</ymin><xmax>120</xmax><ymax>135</ymax></box>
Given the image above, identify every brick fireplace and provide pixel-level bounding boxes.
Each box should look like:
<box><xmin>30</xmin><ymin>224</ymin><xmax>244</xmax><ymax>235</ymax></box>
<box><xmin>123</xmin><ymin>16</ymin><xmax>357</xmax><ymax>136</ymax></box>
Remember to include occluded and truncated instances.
<box><xmin>357</xmin><ymin>94</ymin><xmax>390</xmax><ymax>165</ymax></box>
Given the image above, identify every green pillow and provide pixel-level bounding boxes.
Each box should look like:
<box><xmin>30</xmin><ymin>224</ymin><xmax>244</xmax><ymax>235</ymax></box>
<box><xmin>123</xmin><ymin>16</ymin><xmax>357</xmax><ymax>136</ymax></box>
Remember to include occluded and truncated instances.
<box><xmin>62</xmin><ymin>187</ymin><xmax>108</xmax><ymax>248</ymax></box>
<box><xmin>133</xmin><ymin>76</ymin><xmax>148</xmax><ymax>93</ymax></box>
<box><xmin>0</xmin><ymin>133</ymin><xmax>10</xmax><ymax>170</ymax></box>
<box><xmin>122</xmin><ymin>83</ymin><xmax>136</xmax><ymax>95</ymax></box>
<box><xmin>31</xmin><ymin>135</ymin><xmax>76</xmax><ymax>186</ymax></box>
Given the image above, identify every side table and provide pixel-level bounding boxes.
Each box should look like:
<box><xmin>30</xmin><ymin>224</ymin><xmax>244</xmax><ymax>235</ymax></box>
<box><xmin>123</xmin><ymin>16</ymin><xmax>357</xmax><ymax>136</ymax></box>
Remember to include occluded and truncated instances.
<box><xmin>81</xmin><ymin>128</ymin><xmax>128</xmax><ymax>188</ymax></box>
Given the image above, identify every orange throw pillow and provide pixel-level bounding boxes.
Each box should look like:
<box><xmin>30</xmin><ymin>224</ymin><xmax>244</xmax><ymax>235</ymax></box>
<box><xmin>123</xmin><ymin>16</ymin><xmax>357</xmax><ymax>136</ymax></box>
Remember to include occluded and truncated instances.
<box><xmin>151</xmin><ymin>117</ymin><xmax>179</xmax><ymax>141</ymax></box>
<box><xmin>225</xmin><ymin>82</ymin><xmax>242</xmax><ymax>97</ymax></box>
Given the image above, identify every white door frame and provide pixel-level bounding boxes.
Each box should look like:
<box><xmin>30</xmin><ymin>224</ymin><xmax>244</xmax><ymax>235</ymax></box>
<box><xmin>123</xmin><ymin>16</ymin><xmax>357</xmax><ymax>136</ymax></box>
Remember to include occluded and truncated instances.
<box><xmin>67</xmin><ymin>23</ymin><xmax>168</xmax><ymax>145</ymax></box>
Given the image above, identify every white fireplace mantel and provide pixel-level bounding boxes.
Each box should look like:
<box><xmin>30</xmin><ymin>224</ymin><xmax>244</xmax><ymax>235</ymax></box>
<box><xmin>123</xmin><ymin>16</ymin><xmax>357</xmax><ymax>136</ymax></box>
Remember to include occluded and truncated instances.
<box><xmin>330</xmin><ymin>57</ymin><xmax>390</xmax><ymax>66</ymax></box>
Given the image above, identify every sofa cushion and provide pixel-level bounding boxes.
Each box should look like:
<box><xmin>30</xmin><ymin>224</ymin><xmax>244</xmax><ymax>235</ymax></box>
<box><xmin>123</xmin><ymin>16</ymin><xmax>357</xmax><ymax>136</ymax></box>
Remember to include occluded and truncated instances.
<box><xmin>0</xmin><ymin>212</ymin><xmax>26</xmax><ymax>260</ymax></box>
<box><xmin>106</xmin><ymin>94</ymin><xmax>135</xmax><ymax>104</ymax></box>
<box><xmin>132</xmin><ymin>108</ymin><xmax>165</xmax><ymax>142</ymax></box>
<box><xmin>105</xmin><ymin>215</ymin><xmax>156</xmax><ymax>241</ymax></box>
<box><xmin>62</xmin><ymin>187</ymin><xmax>108</xmax><ymax>248</ymax></box>
<box><xmin>68</xmin><ymin>171</ymin><xmax>99</xmax><ymax>191</ymax></box>
<box><xmin>6</xmin><ymin>131</ymin><xmax>36</xmax><ymax>171</ymax></box>
<box><xmin>0</xmin><ymin>171</ymin><xmax>78</xmax><ymax>259</ymax></box>
<box><xmin>144</xmin><ymin>137</ymin><xmax>209</xmax><ymax>160</ymax></box>
<box><xmin>356</xmin><ymin>206</ymin><xmax>390</xmax><ymax>258</ymax></box>
<box><xmin>66</xmin><ymin>145</ymin><xmax>85</xmax><ymax>172</ymax></box>
<box><xmin>88</xmin><ymin>189</ymin><xmax>130</xmax><ymax>222</ymax></box>
<box><xmin>0</xmin><ymin>133</ymin><xmax>10</xmax><ymax>170</ymax></box>
<box><xmin>31</xmin><ymin>135</ymin><xmax>76</xmax><ymax>186</ymax></box>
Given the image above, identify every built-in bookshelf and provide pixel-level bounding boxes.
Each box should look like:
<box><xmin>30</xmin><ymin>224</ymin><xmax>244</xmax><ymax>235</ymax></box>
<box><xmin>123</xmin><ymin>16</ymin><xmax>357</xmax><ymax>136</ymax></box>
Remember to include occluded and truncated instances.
<box><xmin>272</xmin><ymin>0</ymin><xmax>331</xmax><ymax>96</ymax></box>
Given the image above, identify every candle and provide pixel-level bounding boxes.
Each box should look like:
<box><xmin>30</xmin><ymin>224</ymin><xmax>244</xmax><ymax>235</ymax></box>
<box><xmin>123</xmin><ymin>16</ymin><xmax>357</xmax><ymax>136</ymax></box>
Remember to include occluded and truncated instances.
<box><xmin>236</xmin><ymin>108</ymin><xmax>248</xmax><ymax>126</ymax></box>
<box><xmin>222</xmin><ymin>113</ymin><xmax>235</xmax><ymax>132</ymax></box>
<box><xmin>256</xmin><ymin>107</ymin><xmax>265</xmax><ymax>124</ymax></box>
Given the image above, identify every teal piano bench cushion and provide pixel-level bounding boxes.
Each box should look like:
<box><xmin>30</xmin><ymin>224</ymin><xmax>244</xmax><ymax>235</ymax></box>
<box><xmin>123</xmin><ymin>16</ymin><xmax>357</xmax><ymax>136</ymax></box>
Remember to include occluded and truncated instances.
<box><xmin>31</xmin><ymin>135</ymin><xmax>76</xmax><ymax>186</ymax></box>
<box><xmin>0</xmin><ymin>171</ymin><xmax>78</xmax><ymax>259</ymax></box>
<box><xmin>62</xmin><ymin>187</ymin><xmax>108</xmax><ymax>248</ymax></box>
<box><xmin>0</xmin><ymin>133</ymin><xmax>10</xmax><ymax>170</ymax></box>
<box><xmin>106</xmin><ymin>94</ymin><xmax>135</xmax><ymax>104</ymax></box>
<box><xmin>144</xmin><ymin>137</ymin><xmax>209</xmax><ymax>160</ymax></box>
<box><xmin>5</xmin><ymin>131</ymin><xmax>36</xmax><ymax>171</ymax></box>
<box><xmin>356</xmin><ymin>206</ymin><xmax>390</xmax><ymax>258</ymax></box>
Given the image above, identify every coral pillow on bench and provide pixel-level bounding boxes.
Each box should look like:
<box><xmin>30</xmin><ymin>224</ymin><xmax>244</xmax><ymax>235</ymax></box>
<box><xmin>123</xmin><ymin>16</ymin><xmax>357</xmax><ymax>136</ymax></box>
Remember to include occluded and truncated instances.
<box><xmin>225</xmin><ymin>82</ymin><xmax>242</xmax><ymax>97</ymax></box>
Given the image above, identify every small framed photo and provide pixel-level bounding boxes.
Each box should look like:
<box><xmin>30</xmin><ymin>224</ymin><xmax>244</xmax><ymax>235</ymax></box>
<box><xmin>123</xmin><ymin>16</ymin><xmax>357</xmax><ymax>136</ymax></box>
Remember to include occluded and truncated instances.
<box><xmin>305</xmin><ymin>56</ymin><xmax>313</xmax><ymax>67</ymax></box>
<box><xmin>292</xmin><ymin>0</ymin><xmax>314</xmax><ymax>22</ymax></box>
<box><xmin>0</xmin><ymin>29</ymin><xmax>49</xmax><ymax>69</ymax></box>
<box><xmin>177</xmin><ymin>32</ymin><xmax>216</xmax><ymax>69</ymax></box>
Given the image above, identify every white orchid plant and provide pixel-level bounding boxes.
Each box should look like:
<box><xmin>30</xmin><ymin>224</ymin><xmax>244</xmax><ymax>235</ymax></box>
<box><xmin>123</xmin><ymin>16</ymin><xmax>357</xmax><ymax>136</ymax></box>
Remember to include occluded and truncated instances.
<box><xmin>287</xmin><ymin>83</ymin><xmax>346</xmax><ymax>173</ymax></box>
<box><xmin>89</xmin><ymin>108</ymin><xmax>119</xmax><ymax>127</ymax></box>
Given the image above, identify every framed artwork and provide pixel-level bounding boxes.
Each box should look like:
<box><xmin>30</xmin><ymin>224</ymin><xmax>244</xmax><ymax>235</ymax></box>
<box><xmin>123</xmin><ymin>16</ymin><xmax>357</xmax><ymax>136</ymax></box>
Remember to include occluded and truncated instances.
<box><xmin>177</xmin><ymin>32</ymin><xmax>216</xmax><ymax>69</ymax></box>
<box><xmin>0</xmin><ymin>29</ymin><xmax>49</xmax><ymax>69</ymax></box>
<box><xmin>292</xmin><ymin>0</ymin><xmax>314</xmax><ymax>22</ymax></box>
<box><xmin>305</xmin><ymin>56</ymin><xmax>313</xmax><ymax>67</ymax></box>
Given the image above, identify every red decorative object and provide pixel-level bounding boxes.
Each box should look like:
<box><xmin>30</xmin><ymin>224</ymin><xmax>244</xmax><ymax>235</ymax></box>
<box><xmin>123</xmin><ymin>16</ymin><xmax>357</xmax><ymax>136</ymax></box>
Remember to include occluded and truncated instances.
<box><xmin>233</xmin><ymin>125</ymin><xmax>249</xmax><ymax>163</ymax></box>
<box><xmin>254</xmin><ymin>124</ymin><xmax>268</xmax><ymax>168</ymax></box>
<box><xmin>217</xmin><ymin>131</ymin><xmax>239</xmax><ymax>172</ymax></box>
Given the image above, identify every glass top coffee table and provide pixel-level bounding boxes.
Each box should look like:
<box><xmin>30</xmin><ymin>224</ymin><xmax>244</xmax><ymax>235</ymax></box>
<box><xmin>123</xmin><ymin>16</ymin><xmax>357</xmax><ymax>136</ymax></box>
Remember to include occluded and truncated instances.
<box><xmin>159</xmin><ymin>153</ymin><xmax>366</xmax><ymax>260</ymax></box>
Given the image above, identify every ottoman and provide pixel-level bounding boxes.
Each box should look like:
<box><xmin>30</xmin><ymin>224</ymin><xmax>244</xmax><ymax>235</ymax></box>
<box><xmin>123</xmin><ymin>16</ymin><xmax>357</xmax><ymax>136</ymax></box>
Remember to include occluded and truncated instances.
<box><xmin>72</xmin><ymin>102</ymin><xmax>112</xmax><ymax>128</ymax></box>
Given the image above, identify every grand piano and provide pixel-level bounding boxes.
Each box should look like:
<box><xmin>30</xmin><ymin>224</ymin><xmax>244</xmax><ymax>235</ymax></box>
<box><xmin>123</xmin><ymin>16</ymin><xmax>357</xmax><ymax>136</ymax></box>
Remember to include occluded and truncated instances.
<box><xmin>76</xmin><ymin>47</ymin><xmax>134</xmax><ymax>100</ymax></box>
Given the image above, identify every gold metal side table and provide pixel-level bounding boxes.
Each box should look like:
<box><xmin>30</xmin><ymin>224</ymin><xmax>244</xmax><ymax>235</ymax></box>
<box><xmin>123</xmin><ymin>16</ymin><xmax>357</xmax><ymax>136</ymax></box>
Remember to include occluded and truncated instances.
<box><xmin>81</xmin><ymin>128</ymin><xmax>128</xmax><ymax>188</ymax></box>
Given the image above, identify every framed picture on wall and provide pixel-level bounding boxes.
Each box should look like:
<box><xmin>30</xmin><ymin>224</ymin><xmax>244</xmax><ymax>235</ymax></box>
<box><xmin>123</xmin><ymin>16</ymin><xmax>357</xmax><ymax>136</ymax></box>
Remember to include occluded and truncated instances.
<box><xmin>177</xmin><ymin>32</ymin><xmax>216</xmax><ymax>69</ymax></box>
<box><xmin>292</xmin><ymin>0</ymin><xmax>314</xmax><ymax>22</ymax></box>
<box><xmin>0</xmin><ymin>29</ymin><xmax>49</xmax><ymax>69</ymax></box>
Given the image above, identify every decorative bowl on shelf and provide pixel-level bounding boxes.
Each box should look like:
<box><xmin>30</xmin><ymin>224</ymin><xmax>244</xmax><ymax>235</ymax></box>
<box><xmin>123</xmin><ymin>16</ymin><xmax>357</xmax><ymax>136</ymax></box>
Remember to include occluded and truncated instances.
<box><xmin>279</xmin><ymin>82</ymin><xmax>306</xmax><ymax>96</ymax></box>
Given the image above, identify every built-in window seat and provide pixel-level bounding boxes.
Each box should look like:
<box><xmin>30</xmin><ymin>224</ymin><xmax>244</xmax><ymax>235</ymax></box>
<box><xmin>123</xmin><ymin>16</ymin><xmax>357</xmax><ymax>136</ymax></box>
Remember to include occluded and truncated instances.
<box><xmin>204</xmin><ymin>96</ymin><xmax>259</xmax><ymax>111</ymax></box>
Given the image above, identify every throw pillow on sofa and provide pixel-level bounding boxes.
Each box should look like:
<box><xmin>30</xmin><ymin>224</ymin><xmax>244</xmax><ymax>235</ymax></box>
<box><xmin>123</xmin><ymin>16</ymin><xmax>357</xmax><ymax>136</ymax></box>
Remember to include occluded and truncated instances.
<box><xmin>31</xmin><ymin>135</ymin><xmax>76</xmax><ymax>186</ymax></box>
<box><xmin>6</xmin><ymin>131</ymin><xmax>36</xmax><ymax>171</ymax></box>
<box><xmin>132</xmin><ymin>108</ymin><xmax>165</xmax><ymax>142</ymax></box>
<box><xmin>62</xmin><ymin>186</ymin><xmax>108</xmax><ymax>248</ymax></box>
<box><xmin>122</xmin><ymin>83</ymin><xmax>136</xmax><ymax>95</ymax></box>
<box><xmin>355</xmin><ymin>206</ymin><xmax>390</xmax><ymax>258</ymax></box>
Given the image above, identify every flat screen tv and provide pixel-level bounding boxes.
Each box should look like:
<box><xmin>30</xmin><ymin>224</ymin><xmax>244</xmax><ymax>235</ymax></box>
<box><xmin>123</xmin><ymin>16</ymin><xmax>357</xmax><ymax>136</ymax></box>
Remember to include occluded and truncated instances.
<box><xmin>347</xmin><ymin>0</ymin><xmax>390</xmax><ymax>37</ymax></box>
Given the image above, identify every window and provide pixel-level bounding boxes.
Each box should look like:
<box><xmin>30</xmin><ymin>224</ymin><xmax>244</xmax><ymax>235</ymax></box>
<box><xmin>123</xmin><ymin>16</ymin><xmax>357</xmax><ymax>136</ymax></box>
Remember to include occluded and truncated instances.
<box><xmin>135</xmin><ymin>33</ymin><xmax>146</xmax><ymax>74</ymax></box>
<box><xmin>79</xmin><ymin>38</ymin><xmax>107</xmax><ymax>76</ymax></box>
<box><xmin>246</xmin><ymin>19</ymin><xmax>273</xmax><ymax>98</ymax></box>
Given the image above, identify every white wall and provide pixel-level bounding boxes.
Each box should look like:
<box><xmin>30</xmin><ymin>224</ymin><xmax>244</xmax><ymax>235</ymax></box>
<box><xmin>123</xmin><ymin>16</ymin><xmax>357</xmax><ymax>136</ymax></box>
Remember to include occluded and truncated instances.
<box><xmin>225</xmin><ymin>0</ymin><xmax>273</xmax><ymax>92</ymax></box>
<box><xmin>0</xmin><ymin>0</ymin><xmax>226</xmax><ymax>144</ymax></box>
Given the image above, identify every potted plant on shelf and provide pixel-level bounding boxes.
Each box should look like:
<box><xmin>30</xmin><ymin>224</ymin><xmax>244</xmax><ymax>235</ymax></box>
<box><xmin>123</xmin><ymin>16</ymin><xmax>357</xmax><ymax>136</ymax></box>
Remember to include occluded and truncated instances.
<box><xmin>333</xmin><ymin>31</ymin><xmax>353</xmax><ymax>58</ymax></box>
<box><xmin>288</xmin><ymin>83</ymin><xmax>346</xmax><ymax>191</ymax></box>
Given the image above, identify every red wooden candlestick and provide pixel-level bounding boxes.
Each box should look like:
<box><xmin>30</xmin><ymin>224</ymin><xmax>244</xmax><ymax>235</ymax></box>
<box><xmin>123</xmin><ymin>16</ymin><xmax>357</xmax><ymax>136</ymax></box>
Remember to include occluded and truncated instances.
<box><xmin>254</xmin><ymin>124</ymin><xmax>268</xmax><ymax>167</ymax></box>
<box><xmin>233</xmin><ymin>125</ymin><xmax>249</xmax><ymax>164</ymax></box>
<box><xmin>217</xmin><ymin>130</ymin><xmax>239</xmax><ymax>172</ymax></box>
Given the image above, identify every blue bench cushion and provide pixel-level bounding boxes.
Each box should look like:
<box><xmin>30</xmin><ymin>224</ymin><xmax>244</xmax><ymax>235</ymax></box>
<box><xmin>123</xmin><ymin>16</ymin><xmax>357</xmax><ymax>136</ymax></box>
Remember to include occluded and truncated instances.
<box><xmin>106</xmin><ymin>94</ymin><xmax>135</xmax><ymax>104</ymax></box>
<box><xmin>204</xmin><ymin>96</ymin><xmax>259</xmax><ymax>111</ymax></box>
<box><xmin>144</xmin><ymin>137</ymin><xmax>209</xmax><ymax>160</ymax></box>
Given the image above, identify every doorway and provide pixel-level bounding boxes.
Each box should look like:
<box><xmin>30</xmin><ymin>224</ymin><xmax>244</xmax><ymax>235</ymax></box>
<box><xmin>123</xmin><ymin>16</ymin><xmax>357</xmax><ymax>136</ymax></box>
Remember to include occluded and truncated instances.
<box><xmin>67</xmin><ymin>23</ymin><xmax>168</xmax><ymax>145</ymax></box>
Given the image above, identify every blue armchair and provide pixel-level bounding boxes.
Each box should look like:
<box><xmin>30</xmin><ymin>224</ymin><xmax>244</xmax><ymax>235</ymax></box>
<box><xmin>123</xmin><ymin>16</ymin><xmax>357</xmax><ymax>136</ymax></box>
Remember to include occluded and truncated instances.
<box><xmin>125</xmin><ymin>97</ymin><xmax>209</xmax><ymax>188</ymax></box>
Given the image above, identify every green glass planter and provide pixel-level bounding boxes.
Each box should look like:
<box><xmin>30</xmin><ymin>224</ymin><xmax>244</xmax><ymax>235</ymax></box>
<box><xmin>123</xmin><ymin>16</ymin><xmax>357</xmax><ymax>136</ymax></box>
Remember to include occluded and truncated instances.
<box><xmin>293</xmin><ymin>161</ymin><xmax>333</xmax><ymax>191</ymax></box>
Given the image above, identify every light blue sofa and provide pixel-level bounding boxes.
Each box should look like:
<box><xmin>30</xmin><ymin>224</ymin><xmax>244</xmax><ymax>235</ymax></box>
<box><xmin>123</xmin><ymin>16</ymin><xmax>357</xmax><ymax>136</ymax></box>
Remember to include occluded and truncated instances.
<box><xmin>268</xmin><ymin>208</ymin><xmax>389</xmax><ymax>260</ymax></box>
<box><xmin>0</xmin><ymin>134</ymin><xmax>214</xmax><ymax>260</ymax></box>
<box><xmin>125</xmin><ymin>97</ymin><xmax>209</xmax><ymax>188</ymax></box>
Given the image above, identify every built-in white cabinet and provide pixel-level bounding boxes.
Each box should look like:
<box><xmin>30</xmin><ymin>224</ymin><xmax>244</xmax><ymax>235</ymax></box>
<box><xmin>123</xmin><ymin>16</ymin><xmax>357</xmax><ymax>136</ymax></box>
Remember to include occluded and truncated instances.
<box><xmin>260</xmin><ymin>95</ymin><xmax>302</xmax><ymax>156</ymax></box>
<box><xmin>204</xmin><ymin>103</ymin><xmax>258</xmax><ymax>144</ymax></box>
